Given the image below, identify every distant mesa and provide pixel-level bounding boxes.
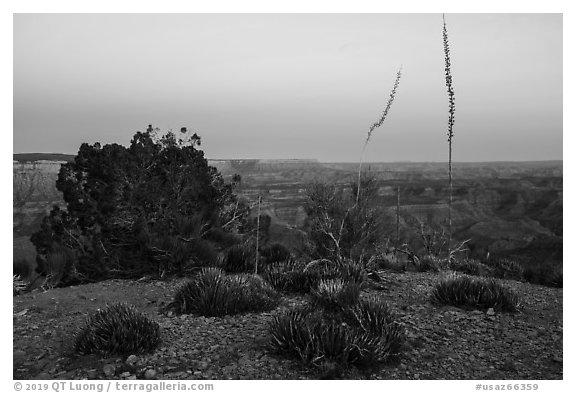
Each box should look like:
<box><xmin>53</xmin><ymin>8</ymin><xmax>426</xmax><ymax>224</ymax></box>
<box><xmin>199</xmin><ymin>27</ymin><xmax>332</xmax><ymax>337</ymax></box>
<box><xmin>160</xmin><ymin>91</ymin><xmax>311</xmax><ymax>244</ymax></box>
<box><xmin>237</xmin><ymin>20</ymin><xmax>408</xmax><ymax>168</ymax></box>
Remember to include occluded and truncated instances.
<box><xmin>13</xmin><ymin>153</ymin><xmax>75</xmax><ymax>163</ymax></box>
<box><xmin>229</xmin><ymin>159</ymin><xmax>260</xmax><ymax>173</ymax></box>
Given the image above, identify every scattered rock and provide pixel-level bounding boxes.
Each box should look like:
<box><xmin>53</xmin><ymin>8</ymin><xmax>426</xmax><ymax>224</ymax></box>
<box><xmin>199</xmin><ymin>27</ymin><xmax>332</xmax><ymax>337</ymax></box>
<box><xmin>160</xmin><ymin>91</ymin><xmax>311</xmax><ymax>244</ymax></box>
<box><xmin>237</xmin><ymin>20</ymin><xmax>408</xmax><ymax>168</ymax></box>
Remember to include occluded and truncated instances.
<box><xmin>13</xmin><ymin>350</ymin><xmax>26</xmax><ymax>362</ymax></box>
<box><xmin>145</xmin><ymin>369</ymin><xmax>157</xmax><ymax>380</ymax></box>
<box><xmin>120</xmin><ymin>371</ymin><xmax>131</xmax><ymax>378</ymax></box>
<box><xmin>199</xmin><ymin>361</ymin><xmax>210</xmax><ymax>370</ymax></box>
<box><xmin>103</xmin><ymin>364</ymin><xmax>116</xmax><ymax>377</ymax></box>
<box><xmin>12</xmin><ymin>271</ymin><xmax>564</xmax><ymax>381</ymax></box>
<box><xmin>126</xmin><ymin>355</ymin><xmax>139</xmax><ymax>366</ymax></box>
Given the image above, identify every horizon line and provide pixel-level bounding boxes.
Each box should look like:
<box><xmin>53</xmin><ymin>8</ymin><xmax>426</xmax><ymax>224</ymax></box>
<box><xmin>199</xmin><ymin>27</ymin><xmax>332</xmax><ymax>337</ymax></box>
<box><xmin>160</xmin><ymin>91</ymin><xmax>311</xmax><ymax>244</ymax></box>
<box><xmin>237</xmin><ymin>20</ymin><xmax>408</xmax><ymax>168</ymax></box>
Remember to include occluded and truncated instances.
<box><xmin>12</xmin><ymin>152</ymin><xmax>563</xmax><ymax>165</ymax></box>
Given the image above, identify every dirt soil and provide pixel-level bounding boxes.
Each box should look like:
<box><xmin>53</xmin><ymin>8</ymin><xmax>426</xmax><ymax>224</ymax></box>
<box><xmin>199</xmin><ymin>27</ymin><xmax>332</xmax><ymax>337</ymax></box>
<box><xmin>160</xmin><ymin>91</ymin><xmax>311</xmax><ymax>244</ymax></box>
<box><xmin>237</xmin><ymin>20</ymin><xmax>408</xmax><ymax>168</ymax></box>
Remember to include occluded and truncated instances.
<box><xmin>13</xmin><ymin>271</ymin><xmax>563</xmax><ymax>380</ymax></box>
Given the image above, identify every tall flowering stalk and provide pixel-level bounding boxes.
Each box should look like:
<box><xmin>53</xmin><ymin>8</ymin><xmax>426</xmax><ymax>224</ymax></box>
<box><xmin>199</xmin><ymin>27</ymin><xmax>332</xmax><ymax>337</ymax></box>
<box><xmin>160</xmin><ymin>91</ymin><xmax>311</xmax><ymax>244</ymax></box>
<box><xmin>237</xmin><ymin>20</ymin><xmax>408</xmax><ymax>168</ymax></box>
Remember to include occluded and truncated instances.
<box><xmin>356</xmin><ymin>66</ymin><xmax>402</xmax><ymax>204</ymax></box>
<box><xmin>255</xmin><ymin>194</ymin><xmax>262</xmax><ymax>274</ymax></box>
<box><xmin>443</xmin><ymin>14</ymin><xmax>456</xmax><ymax>257</ymax></box>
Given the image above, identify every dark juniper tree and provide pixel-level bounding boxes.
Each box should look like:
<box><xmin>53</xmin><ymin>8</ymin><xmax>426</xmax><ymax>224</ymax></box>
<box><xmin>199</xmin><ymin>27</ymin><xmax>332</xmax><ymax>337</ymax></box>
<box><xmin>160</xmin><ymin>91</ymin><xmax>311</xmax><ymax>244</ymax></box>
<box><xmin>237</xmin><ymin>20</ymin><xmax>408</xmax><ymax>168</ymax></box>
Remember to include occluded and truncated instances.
<box><xmin>32</xmin><ymin>126</ymin><xmax>245</xmax><ymax>285</ymax></box>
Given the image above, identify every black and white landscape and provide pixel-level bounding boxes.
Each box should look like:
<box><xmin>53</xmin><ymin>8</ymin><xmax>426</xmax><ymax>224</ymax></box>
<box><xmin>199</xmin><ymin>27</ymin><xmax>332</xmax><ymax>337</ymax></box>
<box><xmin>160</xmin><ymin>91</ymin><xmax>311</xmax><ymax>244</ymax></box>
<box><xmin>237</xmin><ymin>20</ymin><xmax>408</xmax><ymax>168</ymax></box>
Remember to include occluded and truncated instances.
<box><xmin>13</xmin><ymin>13</ymin><xmax>562</xmax><ymax>381</ymax></box>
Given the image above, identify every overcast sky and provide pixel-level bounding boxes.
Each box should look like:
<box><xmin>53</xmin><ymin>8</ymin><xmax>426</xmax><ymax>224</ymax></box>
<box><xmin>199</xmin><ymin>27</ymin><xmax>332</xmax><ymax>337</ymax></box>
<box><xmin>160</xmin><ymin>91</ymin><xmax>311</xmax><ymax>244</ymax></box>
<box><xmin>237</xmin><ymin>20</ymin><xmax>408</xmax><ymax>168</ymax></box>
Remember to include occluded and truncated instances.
<box><xmin>13</xmin><ymin>13</ymin><xmax>562</xmax><ymax>162</ymax></box>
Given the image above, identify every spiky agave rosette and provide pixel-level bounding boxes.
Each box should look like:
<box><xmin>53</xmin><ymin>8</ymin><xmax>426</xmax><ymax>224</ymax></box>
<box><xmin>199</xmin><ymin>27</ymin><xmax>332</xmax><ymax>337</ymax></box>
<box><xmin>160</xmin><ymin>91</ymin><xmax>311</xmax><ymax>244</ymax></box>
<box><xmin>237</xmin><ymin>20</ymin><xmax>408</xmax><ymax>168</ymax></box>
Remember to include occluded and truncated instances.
<box><xmin>166</xmin><ymin>267</ymin><xmax>280</xmax><ymax>317</ymax></box>
<box><xmin>431</xmin><ymin>272</ymin><xmax>521</xmax><ymax>312</ymax></box>
<box><xmin>13</xmin><ymin>275</ymin><xmax>27</xmax><ymax>296</ymax></box>
<box><xmin>74</xmin><ymin>303</ymin><xmax>161</xmax><ymax>356</ymax></box>
<box><xmin>268</xmin><ymin>296</ymin><xmax>404</xmax><ymax>370</ymax></box>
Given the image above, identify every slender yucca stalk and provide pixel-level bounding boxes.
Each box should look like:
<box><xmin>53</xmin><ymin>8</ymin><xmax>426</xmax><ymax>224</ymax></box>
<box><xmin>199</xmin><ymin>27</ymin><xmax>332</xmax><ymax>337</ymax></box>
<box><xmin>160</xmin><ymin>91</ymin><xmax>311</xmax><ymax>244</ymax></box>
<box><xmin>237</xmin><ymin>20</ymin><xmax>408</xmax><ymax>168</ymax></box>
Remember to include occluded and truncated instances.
<box><xmin>255</xmin><ymin>194</ymin><xmax>262</xmax><ymax>274</ymax></box>
<box><xmin>443</xmin><ymin>14</ymin><xmax>456</xmax><ymax>257</ymax></box>
<box><xmin>356</xmin><ymin>66</ymin><xmax>402</xmax><ymax>204</ymax></box>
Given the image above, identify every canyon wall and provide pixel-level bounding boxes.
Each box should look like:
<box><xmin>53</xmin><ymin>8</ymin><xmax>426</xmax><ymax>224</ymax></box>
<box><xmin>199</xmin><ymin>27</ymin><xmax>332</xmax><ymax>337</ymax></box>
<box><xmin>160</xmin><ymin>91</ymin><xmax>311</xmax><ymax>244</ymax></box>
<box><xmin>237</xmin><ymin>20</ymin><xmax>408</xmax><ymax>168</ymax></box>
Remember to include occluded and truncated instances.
<box><xmin>13</xmin><ymin>157</ymin><xmax>562</xmax><ymax>266</ymax></box>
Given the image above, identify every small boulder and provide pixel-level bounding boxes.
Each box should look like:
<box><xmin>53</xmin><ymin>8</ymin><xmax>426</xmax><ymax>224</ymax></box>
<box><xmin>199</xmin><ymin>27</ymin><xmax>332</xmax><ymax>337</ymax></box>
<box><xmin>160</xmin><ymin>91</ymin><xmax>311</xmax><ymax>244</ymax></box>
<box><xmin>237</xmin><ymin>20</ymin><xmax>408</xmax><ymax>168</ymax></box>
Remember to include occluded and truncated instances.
<box><xmin>125</xmin><ymin>355</ymin><xmax>139</xmax><ymax>366</ymax></box>
<box><xmin>486</xmin><ymin>308</ymin><xmax>495</xmax><ymax>316</ymax></box>
<box><xmin>103</xmin><ymin>364</ymin><xmax>116</xmax><ymax>377</ymax></box>
<box><xmin>144</xmin><ymin>369</ymin><xmax>157</xmax><ymax>380</ymax></box>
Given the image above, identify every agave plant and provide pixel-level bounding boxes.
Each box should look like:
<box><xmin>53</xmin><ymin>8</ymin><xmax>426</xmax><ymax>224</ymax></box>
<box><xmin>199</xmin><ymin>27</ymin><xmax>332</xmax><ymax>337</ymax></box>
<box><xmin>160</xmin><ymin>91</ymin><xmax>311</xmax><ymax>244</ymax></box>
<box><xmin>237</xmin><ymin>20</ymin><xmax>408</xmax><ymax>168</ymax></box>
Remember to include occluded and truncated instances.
<box><xmin>431</xmin><ymin>272</ymin><xmax>521</xmax><ymax>312</ymax></box>
<box><xmin>13</xmin><ymin>275</ymin><xmax>27</xmax><ymax>296</ymax></box>
<box><xmin>310</xmin><ymin>278</ymin><xmax>361</xmax><ymax>312</ymax></box>
<box><xmin>74</xmin><ymin>303</ymin><xmax>161</xmax><ymax>356</ymax></box>
<box><xmin>263</xmin><ymin>259</ymin><xmax>321</xmax><ymax>293</ymax></box>
<box><xmin>268</xmin><ymin>299</ymin><xmax>404</xmax><ymax>371</ymax></box>
<box><xmin>167</xmin><ymin>267</ymin><xmax>279</xmax><ymax>316</ymax></box>
<box><xmin>169</xmin><ymin>267</ymin><xmax>231</xmax><ymax>316</ymax></box>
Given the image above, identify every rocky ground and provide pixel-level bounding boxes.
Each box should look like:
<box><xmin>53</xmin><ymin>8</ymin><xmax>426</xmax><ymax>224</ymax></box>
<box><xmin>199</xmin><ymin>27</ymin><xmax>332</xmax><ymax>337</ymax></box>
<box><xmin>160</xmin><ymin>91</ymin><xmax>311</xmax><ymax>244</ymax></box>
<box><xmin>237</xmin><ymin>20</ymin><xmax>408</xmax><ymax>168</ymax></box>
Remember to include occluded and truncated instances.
<box><xmin>13</xmin><ymin>271</ymin><xmax>562</xmax><ymax>380</ymax></box>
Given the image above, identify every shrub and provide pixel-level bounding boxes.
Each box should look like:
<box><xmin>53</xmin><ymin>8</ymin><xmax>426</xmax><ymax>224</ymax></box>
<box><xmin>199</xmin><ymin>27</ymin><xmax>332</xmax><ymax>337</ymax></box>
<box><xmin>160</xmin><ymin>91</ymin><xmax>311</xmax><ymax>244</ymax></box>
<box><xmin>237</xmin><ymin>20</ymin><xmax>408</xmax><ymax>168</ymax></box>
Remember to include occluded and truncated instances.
<box><xmin>269</xmin><ymin>301</ymin><xmax>404</xmax><ymax>371</ymax></box>
<box><xmin>338</xmin><ymin>259</ymin><xmax>368</xmax><ymax>286</ymax></box>
<box><xmin>170</xmin><ymin>267</ymin><xmax>230</xmax><ymax>316</ymax></box>
<box><xmin>260</xmin><ymin>243</ymin><xmax>292</xmax><ymax>265</ymax></box>
<box><xmin>268</xmin><ymin>309</ymin><xmax>313</xmax><ymax>357</ymax></box>
<box><xmin>523</xmin><ymin>264</ymin><xmax>563</xmax><ymax>288</ymax></box>
<box><xmin>310</xmin><ymin>279</ymin><xmax>361</xmax><ymax>312</ymax></box>
<box><xmin>263</xmin><ymin>258</ymin><xmax>368</xmax><ymax>295</ymax></box>
<box><xmin>205</xmin><ymin>227</ymin><xmax>241</xmax><ymax>249</ymax></box>
<box><xmin>74</xmin><ymin>303</ymin><xmax>160</xmax><ymax>356</ymax></box>
<box><xmin>153</xmin><ymin>236</ymin><xmax>217</xmax><ymax>274</ymax></box>
<box><xmin>218</xmin><ymin>243</ymin><xmax>256</xmax><ymax>273</ymax></box>
<box><xmin>168</xmin><ymin>268</ymin><xmax>280</xmax><ymax>316</ymax></box>
<box><xmin>311</xmin><ymin>320</ymin><xmax>351</xmax><ymax>364</ymax></box>
<box><xmin>31</xmin><ymin>127</ymin><xmax>241</xmax><ymax>284</ymax></box>
<box><xmin>431</xmin><ymin>273</ymin><xmax>521</xmax><ymax>312</ymax></box>
<box><xmin>346</xmin><ymin>298</ymin><xmax>405</xmax><ymax>363</ymax></box>
<box><xmin>486</xmin><ymin>257</ymin><xmax>524</xmax><ymax>281</ymax></box>
<box><xmin>262</xmin><ymin>260</ymin><xmax>321</xmax><ymax>294</ymax></box>
<box><xmin>42</xmin><ymin>248</ymin><xmax>77</xmax><ymax>287</ymax></box>
<box><xmin>303</xmin><ymin>258</ymin><xmax>340</xmax><ymax>278</ymax></box>
<box><xmin>550</xmin><ymin>270</ymin><xmax>562</xmax><ymax>288</ymax></box>
<box><xmin>13</xmin><ymin>258</ymin><xmax>32</xmax><ymax>280</ymax></box>
<box><xmin>376</xmin><ymin>254</ymin><xmax>407</xmax><ymax>273</ymax></box>
<box><xmin>348</xmin><ymin>298</ymin><xmax>396</xmax><ymax>336</ymax></box>
<box><xmin>548</xmin><ymin>269</ymin><xmax>563</xmax><ymax>288</ymax></box>
<box><xmin>13</xmin><ymin>275</ymin><xmax>27</xmax><ymax>296</ymax></box>
<box><xmin>449</xmin><ymin>258</ymin><xmax>491</xmax><ymax>277</ymax></box>
<box><xmin>415</xmin><ymin>255</ymin><xmax>442</xmax><ymax>272</ymax></box>
<box><xmin>227</xmin><ymin>274</ymin><xmax>281</xmax><ymax>313</ymax></box>
<box><xmin>304</xmin><ymin>258</ymin><xmax>367</xmax><ymax>285</ymax></box>
<box><xmin>304</xmin><ymin>180</ymin><xmax>387</xmax><ymax>262</ymax></box>
<box><xmin>188</xmin><ymin>238</ymin><xmax>219</xmax><ymax>267</ymax></box>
